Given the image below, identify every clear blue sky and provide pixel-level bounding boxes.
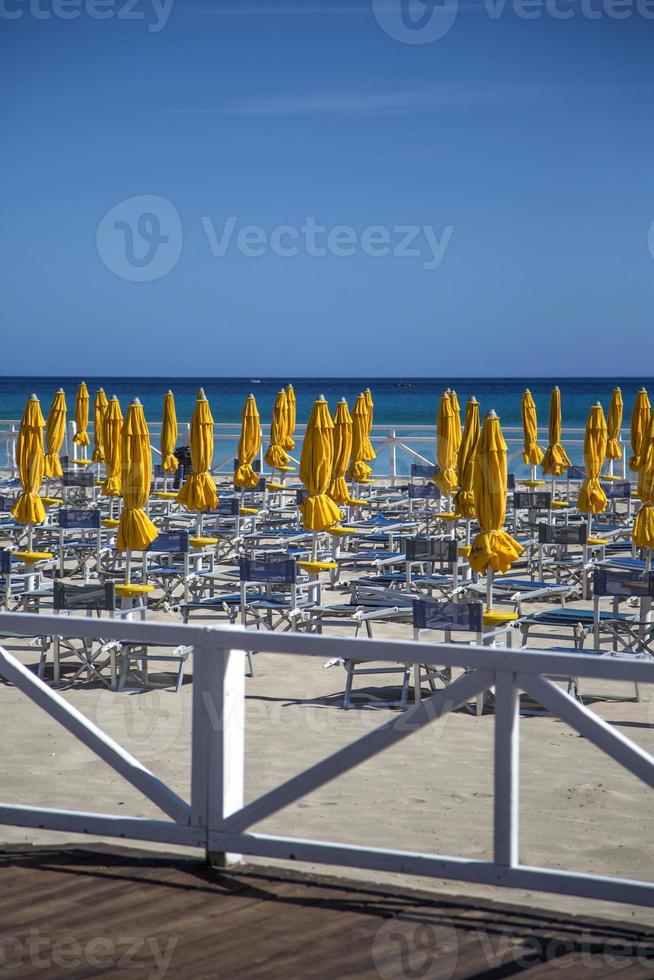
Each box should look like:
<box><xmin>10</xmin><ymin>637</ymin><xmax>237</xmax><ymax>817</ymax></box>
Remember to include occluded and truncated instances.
<box><xmin>2</xmin><ymin>0</ymin><xmax>653</xmax><ymax>375</ymax></box>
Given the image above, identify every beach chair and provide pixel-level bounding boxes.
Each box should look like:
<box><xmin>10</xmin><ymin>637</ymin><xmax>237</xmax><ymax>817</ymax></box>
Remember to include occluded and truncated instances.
<box><xmin>511</xmin><ymin>490</ymin><xmax>552</xmax><ymax>533</ymax></box>
<box><xmin>0</xmin><ymin>548</ymin><xmax>46</xmax><ymax>610</ymax></box>
<box><xmin>61</xmin><ymin>468</ymin><xmax>95</xmax><ymax>506</ymax></box>
<box><xmin>56</xmin><ymin>508</ymin><xmax>104</xmax><ymax>579</ymax></box>
<box><xmin>44</xmin><ymin>581</ymin><xmax>118</xmax><ymax>688</ymax></box>
<box><xmin>410</xmin><ymin>462</ymin><xmax>437</xmax><ymax>484</ymax></box>
<box><xmin>142</xmin><ymin>529</ymin><xmax>193</xmax><ymax>606</ymax></box>
<box><xmin>238</xmin><ymin>555</ymin><xmax>321</xmax><ymax>633</ymax></box>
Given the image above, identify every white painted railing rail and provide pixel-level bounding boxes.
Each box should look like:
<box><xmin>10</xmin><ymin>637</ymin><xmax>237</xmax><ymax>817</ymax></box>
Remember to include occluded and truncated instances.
<box><xmin>1</xmin><ymin>611</ymin><xmax>653</xmax><ymax>906</ymax></box>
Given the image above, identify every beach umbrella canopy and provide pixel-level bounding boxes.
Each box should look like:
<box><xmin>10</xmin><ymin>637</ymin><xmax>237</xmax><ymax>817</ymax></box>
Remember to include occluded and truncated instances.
<box><xmin>469</xmin><ymin>411</ymin><xmax>523</xmax><ymax>574</ymax></box>
<box><xmin>285</xmin><ymin>383</ymin><xmax>296</xmax><ymax>450</ymax></box>
<box><xmin>577</xmin><ymin>402</ymin><xmax>608</xmax><ymax>515</ymax></box>
<box><xmin>11</xmin><ymin>394</ymin><xmax>46</xmax><ymax>526</ymax></box>
<box><xmin>299</xmin><ymin>396</ymin><xmax>343</xmax><ymax>530</ymax></box>
<box><xmin>521</xmin><ymin>389</ymin><xmax>544</xmax><ymax>466</ymax></box>
<box><xmin>606</xmin><ymin>387</ymin><xmax>623</xmax><ymax>462</ymax></box>
<box><xmin>234</xmin><ymin>394</ymin><xmax>261</xmax><ymax>489</ymax></box>
<box><xmin>454</xmin><ymin>397</ymin><xmax>480</xmax><ymax>519</ymax></box>
<box><xmin>348</xmin><ymin>393</ymin><xmax>373</xmax><ymax>483</ymax></box>
<box><xmin>630</xmin><ymin>388</ymin><xmax>651</xmax><ymax>472</ymax></box>
<box><xmin>434</xmin><ymin>392</ymin><xmax>458</xmax><ymax>493</ymax></box>
<box><xmin>329</xmin><ymin>398</ymin><xmax>353</xmax><ymax>504</ymax></box>
<box><xmin>73</xmin><ymin>381</ymin><xmax>90</xmax><ymax>448</ymax></box>
<box><xmin>265</xmin><ymin>389</ymin><xmax>290</xmax><ymax>470</ymax></box>
<box><xmin>91</xmin><ymin>388</ymin><xmax>108</xmax><ymax>463</ymax></box>
<box><xmin>177</xmin><ymin>389</ymin><xmax>218</xmax><ymax>512</ymax></box>
<box><xmin>633</xmin><ymin>412</ymin><xmax>654</xmax><ymax>550</ymax></box>
<box><xmin>102</xmin><ymin>396</ymin><xmax>123</xmax><ymax>497</ymax></box>
<box><xmin>117</xmin><ymin>399</ymin><xmax>158</xmax><ymax>551</ymax></box>
<box><xmin>161</xmin><ymin>390</ymin><xmax>179</xmax><ymax>473</ymax></box>
<box><xmin>362</xmin><ymin>388</ymin><xmax>376</xmax><ymax>462</ymax></box>
<box><xmin>542</xmin><ymin>386</ymin><xmax>572</xmax><ymax>477</ymax></box>
<box><xmin>450</xmin><ymin>390</ymin><xmax>462</xmax><ymax>457</ymax></box>
<box><xmin>44</xmin><ymin>388</ymin><xmax>67</xmax><ymax>479</ymax></box>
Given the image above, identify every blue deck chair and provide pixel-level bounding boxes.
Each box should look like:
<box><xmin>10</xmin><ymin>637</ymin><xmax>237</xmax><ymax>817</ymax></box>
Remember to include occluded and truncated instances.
<box><xmin>62</xmin><ymin>468</ymin><xmax>96</xmax><ymax>505</ymax></box>
<box><xmin>143</xmin><ymin>529</ymin><xmax>192</xmax><ymax>606</ymax></box>
<box><xmin>239</xmin><ymin>555</ymin><xmax>321</xmax><ymax>632</ymax></box>
<box><xmin>511</xmin><ymin>490</ymin><xmax>552</xmax><ymax>534</ymax></box>
<box><xmin>46</xmin><ymin>581</ymin><xmax>118</xmax><ymax>687</ymax></box>
<box><xmin>0</xmin><ymin>548</ymin><xmax>47</xmax><ymax>610</ymax></box>
<box><xmin>410</xmin><ymin>462</ymin><xmax>437</xmax><ymax>484</ymax></box>
<box><xmin>57</xmin><ymin>508</ymin><xmax>103</xmax><ymax>579</ymax></box>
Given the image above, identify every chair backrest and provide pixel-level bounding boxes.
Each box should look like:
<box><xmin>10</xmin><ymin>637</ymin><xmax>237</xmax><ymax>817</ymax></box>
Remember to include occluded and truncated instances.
<box><xmin>0</xmin><ymin>549</ymin><xmax>12</xmax><ymax>574</ymax></box>
<box><xmin>567</xmin><ymin>465</ymin><xmax>586</xmax><ymax>480</ymax></box>
<box><xmin>513</xmin><ymin>491</ymin><xmax>552</xmax><ymax>510</ymax></box>
<box><xmin>601</xmin><ymin>480</ymin><xmax>631</xmax><ymax>500</ymax></box>
<box><xmin>507</xmin><ymin>473</ymin><xmax>516</xmax><ymax>491</ymax></box>
<box><xmin>408</xmin><ymin>483</ymin><xmax>441</xmax><ymax>501</ymax></box>
<box><xmin>410</xmin><ymin>462</ymin><xmax>437</xmax><ymax>480</ymax></box>
<box><xmin>0</xmin><ymin>495</ymin><xmax>14</xmax><ymax>512</ymax></box>
<box><xmin>239</xmin><ymin>556</ymin><xmax>297</xmax><ymax>584</ymax></box>
<box><xmin>538</xmin><ymin>523</ymin><xmax>588</xmax><ymax>545</ymax></box>
<box><xmin>153</xmin><ymin>463</ymin><xmax>184</xmax><ymax>487</ymax></box>
<box><xmin>593</xmin><ymin>567</ymin><xmax>654</xmax><ymax>599</ymax></box>
<box><xmin>175</xmin><ymin>446</ymin><xmax>193</xmax><ymax>472</ymax></box>
<box><xmin>217</xmin><ymin>498</ymin><xmax>240</xmax><ymax>517</ymax></box>
<box><xmin>59</xmin><ymin>508</ymin><xmax>101</xmax><ymax>530</ymax></box>
<box><xmin>233</xmin><ymin>458</ymin><xmax>261</xmax><ymax>473</ymax></box>
<box><xmin>146</xmin><ymin>530</ymin><xmax>190</xmax><ymax>554</ymax></box>
<box><xmin>413</xmin><ymin>598</ymin><xmax>483</xmax><ymax>633</ymax></box>
<box><xmin>296</xmin><ymin>489</ymin><xmax>308</xmax><ymax>505</ymax></box>
<box><xmin>405</xmin><ymin>537</ymin><xmax>458</xmax><ymax>563</ymax></box>
<box><xmin>62</xmin><ymin>470</ymin><xmax>95</xmax><ymax>488</ymax></box>
<box><xmin>53</xmin><ymin>581</ymin><xmax>115</xmax><ymax>611</ymax></box>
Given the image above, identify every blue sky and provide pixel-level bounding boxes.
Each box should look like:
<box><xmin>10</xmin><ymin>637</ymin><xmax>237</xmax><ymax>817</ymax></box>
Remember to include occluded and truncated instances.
<box><xmin>1</xmin><ymin>0</ymin><xmax>653</xmax><ymax>375</ymax></box>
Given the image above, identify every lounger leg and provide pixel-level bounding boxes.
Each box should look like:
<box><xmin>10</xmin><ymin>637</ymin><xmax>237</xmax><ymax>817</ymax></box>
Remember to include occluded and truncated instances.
<box><xmin>247</xmin><ymin>652</ymin><xmax>255</xmax><ymax>677</ymax></box>
<box><xmin>399</xmin><ymin>667</ymin><xmax>410</xmax><ymax>711</ymax></box>
<box><xmin>344</xmin><ymin>661</ymin><xmax>354</xmax><ymax>710</ymax></box>
<box><xmin>414</xmin><ymin>664</ymin><xmax>422</xmax><ymax>702</ymax></box>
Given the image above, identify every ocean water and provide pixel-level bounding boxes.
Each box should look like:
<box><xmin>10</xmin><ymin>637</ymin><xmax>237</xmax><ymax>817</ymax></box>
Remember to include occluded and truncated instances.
<box><xmin>0</xmin><ymin>377</ymin><xmax>651</xmax><ymax>429</ymax></box>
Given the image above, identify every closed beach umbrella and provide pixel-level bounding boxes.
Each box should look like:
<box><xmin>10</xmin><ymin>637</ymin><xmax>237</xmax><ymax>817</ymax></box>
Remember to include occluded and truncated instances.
<box><xmin>362</xmin><ymin>388</ymin><xmax>376</xmax><ymax>462</ymax></box>
<box><xmin>265</xmin><ymin>389</ymin><xmax>290</xmax><ymax>470</ymax></box>
<box><xmin>285</xmin><ymin>383</ymin><xmax>296</xmax><ymax>450</ymax></box>
<box><xmin>348</xmin><ymin>393</ymin><xmax>372</xmax><ymax>483</ymax></box>
<box><xmin>177</xmin><ymin>388</ymin><xmax>218</xmax><ymax>514</ymax></box>
<box><xmin>73</xmin><ymin>381</ymin><xmax>90</xmax><ymax>449</ymax></box>
<box><xmin>234</xmin><ymin>394</ymin><xmax>261</xmax><ymax>489</ymax></box>
<box><xmin>577</xmin><ymin>402</ymin><xmax>608</xmax><ymax>516</ymax></box>
<box><xmin>469</xmin><ymin>410</ymin><xmax>523</xmax><ymax>578</ymax></box>
<box><xmin>630</xmin><ymin>388</ymin><xmax>650</xmax><ymax>472</ymax></box>
<box><xmin>434</xmin><ymin>392</ymin><xmax>458</xmax><ymax>494</ymax></box>
<box><xmin>450</xmin><ymin>390</ymin><xmax>462</xmax><ymax>457</ymax></box>
<box><xmin>632</xmin><ymin>412</ymin><xmax>654</xmax><ymax>550</ymax></box>
<box><xmin>606</xmin><ymin>387</ymin><xmax>623</xmax><ymax>463</ymax></box>
<box><xmin>91</xmin><ymin>388</ymin><xmax>108</xmax><ymax>463</ymax></box>
<box><xmin>12</xmin><ymin>395</ymin><xmax>46</xmax><ymax>538</ymax></box>
<box><xmin>542</xmin><ymin>386</ymin><xmax>571</xmax><ymax>478</ymax></box>
<box><xmin>329</xmin><ymin>398</ymin><xmax>353</xmax><ymax>504</ymax></box>
<box><xmin>117</xmin><ymin>399</ymin><xmax>158</xmax><ymax>570</ymax></box>
<box><xmin>44</xmin><ymin>388</ymin><xmax>67</xmax><ymax>479</ymax></box>
<box><xmin>454</xmin><ymin>397</ymin><xmax>480</xmax><ymax>519</ymax></box>
<box><xmin>300</xmin><ymin>396</ymin><xmax>343</xmax><ymax>531</ymax></box>
<box><xmin>102</xmin><ymin>396</ymin><xmax>123</xmax><ymax>498</ymax></box>
<box><xmin>521</xmin><ymin>389</ymin><xmax>544</xmax><ymax>468</ymax></box>
<box><xmin>161</xmin><ymin>390</ymin><xmax>179</xmax><ymax>473</ymax></box>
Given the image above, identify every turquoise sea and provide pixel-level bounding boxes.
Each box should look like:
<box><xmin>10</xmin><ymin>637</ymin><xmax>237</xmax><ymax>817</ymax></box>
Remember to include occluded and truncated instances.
<box><xmin>0</xmin><ymin>378</ymin><xmax>651</xmax><ymax>430</ymax></box>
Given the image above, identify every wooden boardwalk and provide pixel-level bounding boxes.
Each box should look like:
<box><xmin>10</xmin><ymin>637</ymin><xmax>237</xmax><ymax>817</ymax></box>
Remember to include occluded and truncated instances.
<box><xmin>0</xmin><ymin>846</ymin><xmax>653</xmax><ymax>978</ymax></box>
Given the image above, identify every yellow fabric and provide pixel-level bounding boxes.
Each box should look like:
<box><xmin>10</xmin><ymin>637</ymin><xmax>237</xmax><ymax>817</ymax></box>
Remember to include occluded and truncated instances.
<box><xmin>469</xmin><ymin>413</ymin><xmax>523</xmax><ymax>574</ymax></box>
<box><xmin>12</xmin><ymin>396</ymin><xmax>46</xmax><ymax>526</ymax></box>
<box><xmin>177</xmin><ymin>390</ymin><xmax>218</xmax><ymax>512</ymax></box>
<box><xmin>362</xmin><ymin>388</ymin><xmax>376</xmax><ymax>462</ymax></box>
<box><xmin>606</xmin><ymin>387</ymin><xmax>623</xmax><ymax>461</ymax></box>
<box><xmin>455</xmin><ymin>398</ymin><xmax>480</xmax><ymax>518</ymax></box>
<box><xmin>285</xmin><ymin>384</ymin><xmax>296</xmax><ymax>450</ymax></box>
<box><xmin>521</xmin><ymin>390</ymin><xmax>544</xmax><ymax>465</ymax></box>
<box><xmin>630</xmin><ymin>388</ymin><xmax>651</xmax><ymax>471</ymax></box>
<box><xmin>91</xmin><ymin>388</ymin><xmax>108</xmax><ymax>463</ymax></box>
<box><xmin>161</xmin><ymin>391</ymin><xmax>179</xmax><ymax>473</ymax></box>
<box><xmin>102</xmin><ymin>397</ymin><xmax>123</xmax><ymax>497</ymax></box>
<box><xmin>632</xmin><ymin>412</ymin><xmax>654</xmax><ymax>549</ymax></box>
<box><xmin>73</xmin><ymin>382</ymin><xmax>90</xmax><ymax>447</ymax></box>
<box><xmin>44</xmin><ymin>390</ymin><xmax>67</xmax><ymax>479</ymax></box>
<box><xmin>300</xmin><ymin>398</ymin><xmax>343</xmax><ymax>530</ymax></box>
<box><xmin>449</xmin><ymin>390</ymin><xmax>462</xmax><ymax>457</ymax></box>
<box><xmin>542</xmin><ymin>387</ymin><xmax>572</xmax><ymax>477</ymax></box>
<box><xmin>434</xmin><ymin>393</ymin><xmax>458</xmax><ymax>493</ymax></box>
<box><xmin>577</xmin><ymin>403</ymin><xmax>608</xmax><ymax>514</ymax></box>
<box><xmin>329</xmin><ymin>399</ymin><xmax>353</xmax><ymax>504</ymax></box>
<box><xmin>117</xmin><ymin>401</ymin><xmax>158</xmax><ymax>551</ymax></box>
<box><xmin>234</xmin><ymin>394</ymin><xmax>261</xmax><ymax>488</ymax></box>
<box><xmin>265</xmin><ymin>389</ymin><xmax>290</xmax><ymax>470</ymax></box>
<box><xmin>347</xmin><ymin>393</ymin><xmax>372</xmax><ymax>482</ymax></box>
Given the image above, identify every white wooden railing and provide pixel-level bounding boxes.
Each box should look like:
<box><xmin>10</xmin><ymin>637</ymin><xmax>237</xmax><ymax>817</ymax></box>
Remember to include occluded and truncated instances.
<box><xmin>0</xmin><ymin>612</ymin><xmax>653</xmax><ymax>906</ymax></box>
